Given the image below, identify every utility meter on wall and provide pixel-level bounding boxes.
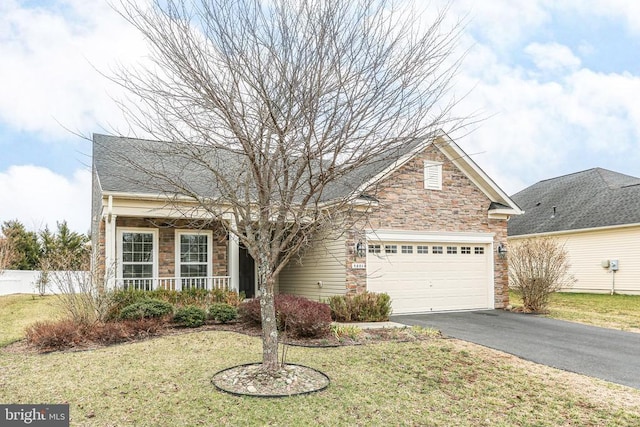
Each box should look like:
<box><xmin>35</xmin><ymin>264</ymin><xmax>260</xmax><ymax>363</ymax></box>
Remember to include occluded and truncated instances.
<box><xmin>610</xmin><ymin>260</ymin><xmax>619</xmax><ymax>271</ymax></box>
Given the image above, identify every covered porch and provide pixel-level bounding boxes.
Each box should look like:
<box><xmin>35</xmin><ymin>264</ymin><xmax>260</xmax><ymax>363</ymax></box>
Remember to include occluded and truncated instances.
<box><xmin>98</xmin><ymin>195</ymin><xmax>257</xmax><ymax>298</ymax></box>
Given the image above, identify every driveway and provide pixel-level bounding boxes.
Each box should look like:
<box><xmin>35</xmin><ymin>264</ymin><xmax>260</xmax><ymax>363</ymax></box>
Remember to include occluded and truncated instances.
<box><xmin>391</xmin><ymin>310</ymin><xmax>640</xmax><ymax>389</ymax></box>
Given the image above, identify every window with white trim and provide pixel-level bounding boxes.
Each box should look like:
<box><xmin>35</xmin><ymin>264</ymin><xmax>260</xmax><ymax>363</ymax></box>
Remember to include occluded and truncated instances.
<box><xmin>447</xmin><ymin>246</ymin><xmax>457</xmax><ymax>254</ymax></box>
<box><xmin>461</xmin><ymin>246</ymin><xmax>471</xmax><ymax>254</ymax></box>
<box><xmin>385</xmin><ymin>245</ymin><xmax>398</xmax><ymax>254</ymax></box>
<box><xmin>432</xmin><ymin>246</ymin><xmax>443</xmax><ymax>254</ymax></box>
<box><xmin>368</xmin><ymin>244</ymin><xmax>381</xmax><ymax>254</ymax></box>
<box><xmin>474</xmin><ymin>247</ymin><xmax>485</xmax><ymax>255</ymax></box>
<box><xmin>119</xmin><ymin>229</ymin><xmax>158</xmax><ymax>291</ymax></box>
<box><xmin>401</xmin><ymin>245</ymin><xmax>413</xmax><ymax>254</ymax></box>
<box><xmin>424</xmin><ymin>161</ymin><xmax>443</xmax><ymax>190</ymax></box>
<box><xmin>417</xmin><ymin>245</ymin><xmax>429</xmax><ymax>254</ymax></box>
<box><xmin>176</xmin><ymin>230</ymin><xmax>212</xmax><ymax>290</ymax></box>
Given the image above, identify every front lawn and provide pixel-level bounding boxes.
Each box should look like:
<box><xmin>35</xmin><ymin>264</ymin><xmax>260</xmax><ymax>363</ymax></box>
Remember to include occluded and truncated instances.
<box><xmin>510</xmin><ymin>291</ymin><xmax>640</xmax><ymax>331</ymax></box>
<box><xmin>2</xmin><ymin>331</ymin><xmax>640</xmax><ymax>426</ymax></box>
<box><xmin>0</xmin><ymin>294</ymin><xmax>62</xmax><ymax>346</ymax></box>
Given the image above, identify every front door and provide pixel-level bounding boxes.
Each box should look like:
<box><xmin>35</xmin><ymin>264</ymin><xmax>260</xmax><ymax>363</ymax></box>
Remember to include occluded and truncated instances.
<box><xmin>239</xmin><ymin>246</ymin><xmax>255</xmax><ymax>298</ymax></box>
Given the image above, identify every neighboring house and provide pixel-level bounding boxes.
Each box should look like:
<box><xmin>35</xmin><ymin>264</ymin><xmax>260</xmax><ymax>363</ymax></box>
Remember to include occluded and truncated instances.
<box><xmin>92</xmin><ymin>131</ymin><xmax>522</xmax><ymax>314</ymax></box>
<box><xmin>508</xmin><ymin>168</ymin><xmax>640</xmax><ymax>295</ymax></box>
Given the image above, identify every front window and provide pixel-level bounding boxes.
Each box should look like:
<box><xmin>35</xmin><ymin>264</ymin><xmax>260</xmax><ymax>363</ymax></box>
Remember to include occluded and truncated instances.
<box><xmin>177</xmin><ymin>231</ymin><xmax>212</xmax><ymax>289</ymax></box>
<box><xmin>120</xmin><ymin>229</ymin><xmax>157</xmax><ymax>291</ymax></box>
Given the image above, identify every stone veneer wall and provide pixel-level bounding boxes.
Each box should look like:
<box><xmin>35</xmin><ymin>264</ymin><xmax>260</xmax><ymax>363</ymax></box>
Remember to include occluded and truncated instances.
<box><xmin>97</xmin><ymin>218</ymin><xmax>228</xmax><ymax>284</ymax></box>
<box><xmin>345</xmin><ymin>143</ymin><xmax>510</xmax><ymax>308</ymax></box>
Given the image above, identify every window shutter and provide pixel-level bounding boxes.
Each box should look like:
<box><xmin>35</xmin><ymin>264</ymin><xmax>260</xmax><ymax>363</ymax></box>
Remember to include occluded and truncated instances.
<box><xmin>424</xmin><ymin>161</ymin><xmax>442</xmax><ymax>190</ymax></box>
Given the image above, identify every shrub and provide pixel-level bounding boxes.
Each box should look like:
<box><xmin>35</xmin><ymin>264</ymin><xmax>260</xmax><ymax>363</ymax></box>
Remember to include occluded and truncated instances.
<box><xmin>173</xmin><ymin>305</ymin><xmax>207</xmax><ymax>328</ymax></box>
<box><xmin>107</xmin><ymin>289</ymin><xmax>243</xmax><ymax>318</ymax></box>
<box><xmin>209</xmin><ymin>303</ymin><xmax>238</xmax><ymax>323</ymax></box>
<box><xmin>329</xmin><ymin>292</ymin><xmax>392</xmax><ymax>322</ymax></box>
<box><xmin>106</xmin><ymin>289</ymin><xmax>152</xmax><ymax>320</ymax></box>
<box><xmin>509</xmin><ymin>238</ymin><xmax>576</xmax><ymax>312</ymax></box>
<box><xmin>238</xmin><ymin>298</ymin><xmax>262</xmax><ymax>326</ymax></box>
<box><xmin>278</xmin><ymin>295</ymin><xmax>331</xmax><ymax>338</ymax></box>
<box><xmin>119</xmin><ymin>299</ymin><xmax>174</xmax><ymax>320</ymax></box>
<box><xmin>25</xmin><ymin>318</ymin><xmax>166</xmax><ymax>351</ymax></box>
<box><xmin>239</xmin><ymin>295</ymin><xmax>331</xmax><ymax>338</ymax></box>
<box><xmin>25</xmin><ymin>319</ymin><xmax>82</xmax><ymax>351</ymax></box>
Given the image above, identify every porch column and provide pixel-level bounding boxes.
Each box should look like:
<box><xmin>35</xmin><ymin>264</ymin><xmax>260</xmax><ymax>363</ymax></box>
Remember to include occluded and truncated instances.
<box><xmin>228</xmin><ymin>220</ymin><xmax>240</xmax><ymax>293</ymax></box>
<box><xmin>104</xmin><ymin>214</ymin><xmax>117</xmax><ymax>290</ymax></box>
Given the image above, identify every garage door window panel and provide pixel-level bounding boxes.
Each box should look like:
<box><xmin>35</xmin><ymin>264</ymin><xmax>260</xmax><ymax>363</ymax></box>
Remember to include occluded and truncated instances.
<box><xmin>401</xmin><ymin>245</ymin><xmax>413</xmax><ymax>254</ymax></box>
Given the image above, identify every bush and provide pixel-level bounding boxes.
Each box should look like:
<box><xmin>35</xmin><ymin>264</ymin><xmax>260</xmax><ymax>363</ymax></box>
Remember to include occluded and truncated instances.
<box><xmin>25</xmin><ymin>319</ymin><xmax>82</xmax><ymax>351</ymax></box>
<box><xmin>173</xmin><ymin>305</ymin><xmax>207</xmax><ymax>328</ymax></box>
<box><xmin>238</xmin><ymin>295</ymin><xmax>331</xmax><ymax>338</ymax></box>
<box><xmin>278</xmin><ymin>295</ymin><xmax>332</xmax><ymax>338</ymax></box>
<box><xmin>119</xmin><ymin>299</ymin><xmax>174</xmax><ymax>320</ymax></box>
<box><xmin>209</xmin><ymin>303</ymin><xmax>238</xmax><ymax>323</ymax></box>
<box><xmin>24</xmin><ymin>318</ymin><xmax>166</xmax><ymax>351</ymax></box>
<box><xmin>508</xmin><ymin>238</ymin><xmax>576</xmax><ymax>312</ymax></box>
<box><xmin>329</xmin><ymin>292</ymin><xmax>392</xmax><ymax>322</ymax></box>
<box><xmin>106</xmin><ymin>289</ymin><xmax>152</xmax><ymax>320</ymax></box>
<box><xmin>107</xmin><ymin>289</ymin><xmax>243</xmax><ymax>319</ymax></box>
<box><xmin>238</xmin><ymin>298</ymin><xmax>262</xmax><ymax>326</ymax></box>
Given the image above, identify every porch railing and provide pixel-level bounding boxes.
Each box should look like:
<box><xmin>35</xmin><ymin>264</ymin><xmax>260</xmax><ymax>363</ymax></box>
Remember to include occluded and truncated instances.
<box><xmin>111</xmin><ymin>276</ymin><xmax>231</xmax><ymax>292</ymax></box>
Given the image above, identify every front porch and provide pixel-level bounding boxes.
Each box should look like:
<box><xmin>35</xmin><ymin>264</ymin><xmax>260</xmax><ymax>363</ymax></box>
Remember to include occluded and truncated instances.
<box><xmin>99</xmin><ymin>214</ymin><xmax>257</xmax><ymax>298</ymax></box>
<box><xmin>108</xmin><ymin>276</ymin><xmax>232</xmax><ymax>292</ymax></box>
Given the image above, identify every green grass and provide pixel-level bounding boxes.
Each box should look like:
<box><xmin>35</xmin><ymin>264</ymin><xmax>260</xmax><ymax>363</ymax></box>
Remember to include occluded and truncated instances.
<box><xmin>510</xmin><ymin>291</ymin><xmax>640</xmax><ymax>331</ymax></box>
<box><xmin>1</xmin><ymin>331</ymin><xmax>639</xmax><ymax>426</ymax></box>
<box><xmin>0</xmin><ymin>294</ymin><xmax>63</xmax><ymax>346</ymax></box>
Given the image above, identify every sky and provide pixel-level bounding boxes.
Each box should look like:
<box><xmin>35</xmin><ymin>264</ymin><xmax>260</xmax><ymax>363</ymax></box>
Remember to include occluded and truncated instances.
<box><xmin>1</xmin><ymin>0</ymin><xmax>640</xmax><ymax>233</ymax></box>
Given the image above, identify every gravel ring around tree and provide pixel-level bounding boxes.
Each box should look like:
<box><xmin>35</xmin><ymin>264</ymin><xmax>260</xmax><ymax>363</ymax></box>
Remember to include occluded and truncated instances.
<box><xmin>212</xmin><ymin>363</ymin><xmax>329</xmax><ymax>397</ymax></box>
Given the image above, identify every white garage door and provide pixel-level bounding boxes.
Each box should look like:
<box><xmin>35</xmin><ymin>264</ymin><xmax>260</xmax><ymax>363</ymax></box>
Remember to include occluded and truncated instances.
<box><xmin>367</xmin><ymin>240</ymin><xmax>493</xmax><ymax>314</ymax></box>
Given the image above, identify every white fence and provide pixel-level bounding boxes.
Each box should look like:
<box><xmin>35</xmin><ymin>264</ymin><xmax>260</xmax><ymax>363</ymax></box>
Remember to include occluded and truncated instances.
<box><xmin>0</xmin><ymin>270</ymin><xmax>89</xmax><ymax>296</ymax></box>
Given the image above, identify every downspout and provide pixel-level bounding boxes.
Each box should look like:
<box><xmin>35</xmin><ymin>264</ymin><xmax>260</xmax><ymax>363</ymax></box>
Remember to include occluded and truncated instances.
<box><xmin>611</xmin><ymin>270</ymin><xmax>616</xmax><ymax>295</ymax></box>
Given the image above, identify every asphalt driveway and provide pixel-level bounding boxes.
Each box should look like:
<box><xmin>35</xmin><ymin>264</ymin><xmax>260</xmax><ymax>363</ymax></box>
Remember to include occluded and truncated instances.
<box><xmin>391</xmin><ymin>310</ymin><xmax>640</xmax><ymax>389</ymax></box>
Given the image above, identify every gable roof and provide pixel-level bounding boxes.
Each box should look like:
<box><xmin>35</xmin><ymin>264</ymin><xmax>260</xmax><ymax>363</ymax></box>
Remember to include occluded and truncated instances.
<box><xmin>508</xmin><ymin>168</ymin><xmax>640</xmax><ymax>236</ymax></box>
<box><xmin>92</xmin><ymin>131</ymin><xmax>521</xmax><ymax>215</ymax></box>
<box><xmin>348</xmin><ymin>132</ymin><xmax>522</xmax><ymax>216</ymax></box>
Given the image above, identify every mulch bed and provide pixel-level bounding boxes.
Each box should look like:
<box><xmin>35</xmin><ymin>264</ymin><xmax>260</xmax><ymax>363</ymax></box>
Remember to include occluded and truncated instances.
<box><xmin>1</xmin><ymin>321</ymin><xmax>437</xmax><ymax>355</ymax></box>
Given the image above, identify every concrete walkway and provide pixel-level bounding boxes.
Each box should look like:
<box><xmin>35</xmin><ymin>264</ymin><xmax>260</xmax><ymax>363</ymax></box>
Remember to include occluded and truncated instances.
<box><xmin>334</xmin><ymin>321</ymin><xmax>407</xmax><ymax>329</ymax></box>
<box><xmin>392</xmin><ymin>310</ymin><xmax>640</xmax><ymax>389</ymax></box>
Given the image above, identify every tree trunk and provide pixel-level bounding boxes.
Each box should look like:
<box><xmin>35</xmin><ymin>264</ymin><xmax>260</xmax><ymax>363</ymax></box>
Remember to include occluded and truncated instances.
<box><xmin>257</xmin><ymin>257</ymin><xmax>279</xmax><ymax>371</ymax></box>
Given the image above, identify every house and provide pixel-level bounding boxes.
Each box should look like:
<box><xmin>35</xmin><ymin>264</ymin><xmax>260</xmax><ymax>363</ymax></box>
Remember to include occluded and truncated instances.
<box><xmin>508</xmin><ymin>168</ymin><xmax>640</xmax><ymax>295</ymax></box>
<box><xmin>92</xmin><ymin>131</ymin><xmax>522</xmax><ymax>314</ymax></box>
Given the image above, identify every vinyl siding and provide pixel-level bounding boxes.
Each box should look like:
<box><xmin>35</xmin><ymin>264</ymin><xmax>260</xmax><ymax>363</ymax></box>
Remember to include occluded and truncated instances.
<box><xmin>277</xmin><ymin>235</ymin><xmax>347</xmax><ymax>302</ymax></box>
<box><xmin>509</xmin><ymin>225</ymin><xmax>640</xmax><ymax>294</ymax></box>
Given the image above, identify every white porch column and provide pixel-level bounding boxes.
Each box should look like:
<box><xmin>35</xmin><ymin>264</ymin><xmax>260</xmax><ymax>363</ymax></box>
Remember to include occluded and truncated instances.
<box><xmin>104</xmin><ymin>213</ymin><xmax>117</xmax><ymax>290</ymax></box>
<box><xmin>228</xmin><ymin>219</ymin><xmax>240</xmax><ymax>292</ymax></box>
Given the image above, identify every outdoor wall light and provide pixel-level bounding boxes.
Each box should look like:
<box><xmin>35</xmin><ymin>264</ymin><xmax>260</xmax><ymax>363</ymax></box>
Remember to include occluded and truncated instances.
<box><xmin>356</xmin><ymin>241</ymin><xmax>366</xmax><ymax>258</ymax></box>
<box><xmin>497</xmin><ymin>243</ymin><xmax>507</xmax><ymax>258</ymax></box>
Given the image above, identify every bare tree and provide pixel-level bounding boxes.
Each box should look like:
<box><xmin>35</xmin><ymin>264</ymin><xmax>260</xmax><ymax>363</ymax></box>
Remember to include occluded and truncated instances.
<box><xmin>508</xmin><ymin>238</ymin><xmax>576</xmax><ymax>313</ymax></box>
<box><xmin>0</xmin><ymin>236</ymin><xmax>17</xmax><ymax>275</ymax></box>
<box><xmin>108</xmin><ymin>0</ymin><xmax>465</xmax><ymax>371</ymax></box>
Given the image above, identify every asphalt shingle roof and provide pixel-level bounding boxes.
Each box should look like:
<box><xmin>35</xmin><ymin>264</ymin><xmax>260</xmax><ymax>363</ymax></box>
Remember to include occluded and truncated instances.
<box><xmin>508</xmin><ymin>168</ymin><xmax>640</xmax><ymax>236</ymax></box>
<box><xmin>92</xmin><ymin>133</ymin><xmax>424</xmax><ymax>204</ymax></box>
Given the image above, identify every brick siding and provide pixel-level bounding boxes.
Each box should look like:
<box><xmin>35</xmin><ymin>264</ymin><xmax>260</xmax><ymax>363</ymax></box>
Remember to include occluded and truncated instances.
<box><xmin>345</xmin><ymin>143</ymin><xmax>510</xmax><ymax>308</ymax></box>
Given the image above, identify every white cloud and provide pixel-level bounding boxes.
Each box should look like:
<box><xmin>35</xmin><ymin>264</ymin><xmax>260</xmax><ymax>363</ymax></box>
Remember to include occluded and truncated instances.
<box><xmin>0</xmin><ymin>166</ymin><xmax>91</xmax><ymax>233</ymax></box>
<box><xmin>0</xmin><ymin>0</ymin><xmax>146</xmax><ymax>141</ymax></box>
<box><xmin>449</xmin><ymin>0</ymin><xmax>552</xmax><ymax>50</ymax></box>
<box><xmin>452</xmin><ymin>33</ymin><xmax>640</xmax><ymax>195</ymax></box>
<box><xmin>524</xmin><ymin>42</ymin><xmax>581</xmax><ymax>72</ymax></box>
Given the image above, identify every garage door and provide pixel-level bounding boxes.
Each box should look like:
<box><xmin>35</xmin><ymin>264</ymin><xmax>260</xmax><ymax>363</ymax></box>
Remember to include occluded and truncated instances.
<box><xmin>367</xmin><ymin>240</ymin><xmax>493</xmax><ymax>314</ymax></box>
